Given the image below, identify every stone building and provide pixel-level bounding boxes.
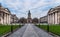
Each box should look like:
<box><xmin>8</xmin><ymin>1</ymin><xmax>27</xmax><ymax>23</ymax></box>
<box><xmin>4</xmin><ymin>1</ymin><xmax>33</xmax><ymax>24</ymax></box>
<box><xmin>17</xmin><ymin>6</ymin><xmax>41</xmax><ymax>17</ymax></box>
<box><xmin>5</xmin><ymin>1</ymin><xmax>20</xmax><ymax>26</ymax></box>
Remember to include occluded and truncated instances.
<box><xmin>11</xmin><ymin>14</ymin><xmax>18</xmax><ymax>23</ymax></box>
<box><xmin>48</xmin><ymin>5</ymin><xmax>60</xmax><ymax>24</ymax></box>
<box><xmin>40</xmin><ymin>16</ymin><xmax>48</xmax><ymax>23</ymax></box>
<box><xmin>0</xmin><ymin>3</ymin><xmax>11</xmax><ymax>24</ymax></box>
<box><xmin>27</xmin><ymin>10</ymin><xmax>32</xmax><ymax>23</ymax></box>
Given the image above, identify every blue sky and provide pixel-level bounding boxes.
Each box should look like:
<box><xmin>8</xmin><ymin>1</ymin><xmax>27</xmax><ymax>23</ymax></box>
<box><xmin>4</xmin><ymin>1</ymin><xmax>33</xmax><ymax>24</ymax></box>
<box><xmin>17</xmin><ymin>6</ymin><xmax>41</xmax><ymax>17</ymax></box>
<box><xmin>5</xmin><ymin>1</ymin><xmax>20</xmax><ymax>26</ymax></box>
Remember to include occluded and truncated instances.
<box><xmin>0</xmin><ymin>0</ymin><xmax>60</xmax><ymax>18</ymax></box>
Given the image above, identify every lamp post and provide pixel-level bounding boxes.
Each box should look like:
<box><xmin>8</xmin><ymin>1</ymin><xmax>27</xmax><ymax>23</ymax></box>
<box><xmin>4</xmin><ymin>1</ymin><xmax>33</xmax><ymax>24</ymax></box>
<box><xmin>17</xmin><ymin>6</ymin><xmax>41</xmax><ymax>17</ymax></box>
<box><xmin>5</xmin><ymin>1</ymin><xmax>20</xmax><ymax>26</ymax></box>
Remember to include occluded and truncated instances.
<box><xmin>11</xmin><ymin>24</ymin><xmax>13</xmax><ymax>33</ymax></box>
<box><xmin>47</xmin><ymin>24</ymin><xmax>49</xmax><ymax>32</ymax></box>
<box><xmin>47</xmin><ymin>15</ymin><xmax>49</xmax><ymax>32</ymax></box>
<box><xmin>11</xmin><ymin>21</ymin><xmax>13</xmax><ymax>33</ymax></box>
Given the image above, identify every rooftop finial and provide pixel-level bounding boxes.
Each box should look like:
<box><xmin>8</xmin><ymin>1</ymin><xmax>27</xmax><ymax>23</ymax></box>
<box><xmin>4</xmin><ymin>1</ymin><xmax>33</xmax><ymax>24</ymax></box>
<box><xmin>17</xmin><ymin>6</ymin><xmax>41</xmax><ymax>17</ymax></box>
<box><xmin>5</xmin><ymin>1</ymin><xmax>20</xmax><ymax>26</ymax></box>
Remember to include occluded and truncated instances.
<box><xmin>28</xmin><ymin>10</ymin><xmax>30</xmax><ymax>14</ymax></box>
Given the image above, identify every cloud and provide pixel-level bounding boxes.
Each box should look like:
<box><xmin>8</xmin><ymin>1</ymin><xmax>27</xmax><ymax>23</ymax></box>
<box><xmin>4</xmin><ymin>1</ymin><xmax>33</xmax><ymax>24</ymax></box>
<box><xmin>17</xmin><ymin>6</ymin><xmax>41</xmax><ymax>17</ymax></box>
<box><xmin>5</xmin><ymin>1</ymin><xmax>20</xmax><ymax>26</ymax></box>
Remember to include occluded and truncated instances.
<box><xmin>1</xmin><ymin>0</ymin><xmax>60</xmax><ymax>18</ymax></box>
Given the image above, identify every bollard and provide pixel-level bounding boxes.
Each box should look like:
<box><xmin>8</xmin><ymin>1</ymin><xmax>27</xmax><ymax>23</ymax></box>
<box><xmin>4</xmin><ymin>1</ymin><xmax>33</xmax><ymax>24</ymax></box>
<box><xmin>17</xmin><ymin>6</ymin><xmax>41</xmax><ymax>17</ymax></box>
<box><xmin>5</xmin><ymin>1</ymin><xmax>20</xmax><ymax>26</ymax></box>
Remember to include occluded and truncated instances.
<box><xmin>39</xmin><ymin>24</ymin><xmax>40</xmax><ymax>28</ymax></box>
<box><xmin>19</xmin><ymin>24</ymin><xmax>20</xmax><ymax>28</ymax></box>
<box><xmin>47</xmin><ymin>24</ymin><xmax>49</xmax><ymax>32</ymax></box>
<box><xmin>11</xmin><ymin>25</ymin><xmax>13</xmax><ymax>33</ymax></box>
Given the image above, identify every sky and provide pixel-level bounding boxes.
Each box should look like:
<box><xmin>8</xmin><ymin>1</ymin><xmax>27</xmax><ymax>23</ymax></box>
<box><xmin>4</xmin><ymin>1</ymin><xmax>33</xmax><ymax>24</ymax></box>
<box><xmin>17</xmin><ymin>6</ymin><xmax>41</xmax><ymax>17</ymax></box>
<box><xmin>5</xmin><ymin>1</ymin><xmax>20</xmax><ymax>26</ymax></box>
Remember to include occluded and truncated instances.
<box><xmin>0</xmin><ymin>0</ymin><xmax>60</xmax><ymax>18</ymax></box>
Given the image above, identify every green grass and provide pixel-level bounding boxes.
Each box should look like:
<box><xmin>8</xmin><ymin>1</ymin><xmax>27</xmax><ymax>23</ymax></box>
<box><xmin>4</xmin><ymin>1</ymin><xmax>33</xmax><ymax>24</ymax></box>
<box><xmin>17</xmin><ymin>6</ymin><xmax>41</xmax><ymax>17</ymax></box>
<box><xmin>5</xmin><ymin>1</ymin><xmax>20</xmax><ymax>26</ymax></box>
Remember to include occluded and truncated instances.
<box><xmin>36</xmin><ymin>25</ymin><xmax>60</xmax><ymax>36</ymax></box>
<box><xmin>0</xmin><ymin>24</ymin><xmax>22</xmax><ymax>36</ymax></box>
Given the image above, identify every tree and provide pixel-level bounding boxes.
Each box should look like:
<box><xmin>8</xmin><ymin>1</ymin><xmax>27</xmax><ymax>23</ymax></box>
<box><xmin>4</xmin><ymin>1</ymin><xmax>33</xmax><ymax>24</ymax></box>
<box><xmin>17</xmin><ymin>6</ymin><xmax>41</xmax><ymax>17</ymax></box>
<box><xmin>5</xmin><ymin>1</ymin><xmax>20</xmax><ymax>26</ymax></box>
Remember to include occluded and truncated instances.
<box><xmin>32</xmin><ymin>18</ymin><xmax>38</xmax><ymax>24</ymax></box>
<box><xmin>18</xmin><ymin>17</ymin><xmax>27</xmax><ymax>23</ymax></box>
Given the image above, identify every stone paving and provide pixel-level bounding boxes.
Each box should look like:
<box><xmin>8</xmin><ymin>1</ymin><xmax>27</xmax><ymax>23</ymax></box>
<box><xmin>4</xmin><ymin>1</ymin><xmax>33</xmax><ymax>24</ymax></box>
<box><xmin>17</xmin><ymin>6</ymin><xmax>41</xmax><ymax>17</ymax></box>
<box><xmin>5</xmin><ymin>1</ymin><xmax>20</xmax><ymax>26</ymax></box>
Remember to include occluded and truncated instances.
<box><xmin>22</xmin><ymin>24</ymin><xmax>39</xmax><ymax>37</ymax></box>
<box><xmin>8</xmin><ymin>24</ymin><xmax>54</xmax><ymax>37</ymax></box>
<box><xmin>8</xmin><ymin>24</ymin><xmax>27</xmax><ymax>37</ymax></box>
<box><xmin>33</xmin><ymin>24</ymin><xmax>53</xmax><ymax>37</ymax></box>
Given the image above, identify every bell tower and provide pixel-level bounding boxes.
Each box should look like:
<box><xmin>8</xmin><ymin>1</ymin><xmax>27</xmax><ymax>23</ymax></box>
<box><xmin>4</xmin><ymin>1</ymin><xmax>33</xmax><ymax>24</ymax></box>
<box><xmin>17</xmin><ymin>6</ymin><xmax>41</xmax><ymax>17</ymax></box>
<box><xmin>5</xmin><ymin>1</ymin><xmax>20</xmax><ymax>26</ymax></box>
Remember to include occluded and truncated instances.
<box><xmin>0</xmin><ymin>3</ymin><xmax>2</xmax><ymax>7</ymax></box>
<box><xmin>27</xmin><ymin>10</ymin><xmax>32</xmax><ymax>23</ymax></box>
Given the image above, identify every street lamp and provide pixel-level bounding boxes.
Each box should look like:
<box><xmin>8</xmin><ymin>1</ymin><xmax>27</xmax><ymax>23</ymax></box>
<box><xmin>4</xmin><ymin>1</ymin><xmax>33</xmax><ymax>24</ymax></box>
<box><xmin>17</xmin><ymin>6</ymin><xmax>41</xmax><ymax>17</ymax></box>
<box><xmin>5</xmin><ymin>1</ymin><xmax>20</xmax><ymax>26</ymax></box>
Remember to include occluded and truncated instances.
<box><xmin>47</xmin><ymin>24</ymin><xmax>49</xmax><ymax>32</ymax></box>
<box><xmin>47</xmin><ymin>15</ymin><xmax>49</xmax><ymax>32</ymax></box>
<box><xmin>11</xmin><ymin>24</ymin><xmax>13</xmax><ymax>33</ymax></box>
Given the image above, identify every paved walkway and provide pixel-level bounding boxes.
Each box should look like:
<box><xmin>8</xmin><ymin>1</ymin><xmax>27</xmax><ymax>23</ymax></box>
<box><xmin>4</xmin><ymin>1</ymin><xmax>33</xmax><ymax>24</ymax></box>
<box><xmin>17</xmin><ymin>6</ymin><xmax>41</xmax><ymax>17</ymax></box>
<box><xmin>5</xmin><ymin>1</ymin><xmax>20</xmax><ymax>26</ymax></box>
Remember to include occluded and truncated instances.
<box><xmin>8</xmin><ymin>24</ymin><xmax>27</xmax><ymax>37</ymax></box>
<box><xmin>8</xmin><ymin>24</ymin><xmax>54</xmax><ymax>37</ymax></box>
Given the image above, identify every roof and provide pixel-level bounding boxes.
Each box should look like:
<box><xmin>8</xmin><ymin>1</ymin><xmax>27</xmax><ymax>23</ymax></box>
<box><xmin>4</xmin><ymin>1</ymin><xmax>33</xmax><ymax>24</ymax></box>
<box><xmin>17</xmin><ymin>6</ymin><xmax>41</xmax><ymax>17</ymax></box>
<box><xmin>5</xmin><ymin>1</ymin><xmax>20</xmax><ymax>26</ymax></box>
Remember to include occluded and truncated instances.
<box><xmin>48</xmin><ymin>5</ymin><xmax>60</xmax><ymax>14</ymax></box>
<box><xmin>0</xmin><ymin>3</ymin><xmax>11</xmax><ymax>14</ymax></box>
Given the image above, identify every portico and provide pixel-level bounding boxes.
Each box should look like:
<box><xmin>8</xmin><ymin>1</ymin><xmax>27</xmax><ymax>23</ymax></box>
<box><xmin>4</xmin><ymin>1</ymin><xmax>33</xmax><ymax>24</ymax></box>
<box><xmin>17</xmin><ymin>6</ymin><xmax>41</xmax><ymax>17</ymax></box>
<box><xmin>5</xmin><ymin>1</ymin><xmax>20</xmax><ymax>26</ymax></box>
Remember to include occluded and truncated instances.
<box><xmin>48</xmin><ymin>6</ymin><xmax>60</xmax><ymax>24</ymax></box>
<box><xmin>0</xmin><ymin>4</ymin><xmax>11</xmax><ymax>24</ymax></box>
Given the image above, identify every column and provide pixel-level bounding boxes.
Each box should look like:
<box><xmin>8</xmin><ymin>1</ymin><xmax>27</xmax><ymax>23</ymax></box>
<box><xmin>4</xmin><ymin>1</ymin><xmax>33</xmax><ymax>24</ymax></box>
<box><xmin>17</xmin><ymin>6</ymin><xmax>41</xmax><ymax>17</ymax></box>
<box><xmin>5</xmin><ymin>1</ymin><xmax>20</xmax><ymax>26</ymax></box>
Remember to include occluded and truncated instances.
<box><xmin>7</xmin><ymin>14</ymin><xmax>9</xmax><ymax>24</ymax></box>
<box><xmin>6</xmin><ymin>13</ymin><xmax>7</xmax><ymax>24</ymax></box>
<box><xmin>1</xmin><ymin>12</ymin><xmax>3</xmax><ymax>24</ymax></box>
<box><xmin>4</xmin><ymin>13</ymin><xmax>6</xmax><ymax>24</ymax></box>
<box><xmin>57</xmin><ymin>12</ymin><xmax>59</xmax><ymax>24</ymax></box>
<box><xmin>50</xmin><ymin>14</ymin><xmax>51</xmax><ymax>24</ymax></box>
<box><xmin>51</xmin><ymin>14</ymin><xmax>52</xmax><ymax>24</ymax></box>
<box><xmin>3</xmin><ymin>13</ymin><xmax>4</xmax><ymax>24</ymax></box>
<box><xmin>7</xmin><ymin>14</ymin><xmax>8</xmax><ymax>24</ymax></box>
<box><xmin>57</xmin><ymin>12</ymin><xmax>58</xmax><ymax>24</ymax></box>
<box><xmin>52</xmin><ymin>14</ymin><xmax>54</xmax><ymax>24</ymax></box>
<box><xmin>6</xmin><ymin>14</ymin><xmax>7</xmax><ymax>24</ymax></box>
<box><xmin>0</xmin><ymin>12</ymin><xmax>1</xmax><ymax>24</ymax></box>
<box><xmin>8</xmin><ymin>14</ymin><xmax>11</xmax><ymax>24</ymax></box>
<box><xmin>58</xmin><ymin>12</ymin><xmax>60</xmax><ymax>24</ymax></box>
<box><xmin>3</xmin><ymin>13</ymin><xmax>5</xmax><ymax>24</ymax></box>
<box><xmin>55</xmin><ymin>12</ymin><xmax>58</xmax><ymax>24</ymax></box>
<box><xmin>0</xmin><ymin>12</ymin><xmax>3</xmax><ymax>24</ymax></box>
<box><xmin>49</xmin><ymin>15</ymin><xmax>50</xmax><ymax>24</ymax></box>
<box><xmin>10</xmin><ymin>14</ymin><xmax>11</xmax><ymax>24</ymax></box>
<box><xmin>50</xmin><ymin>14</ymin><xmax>52</xmax><ymax>24</ymax></box>
<box><xmin>48</xmin><ymin>15</ymin><xmax>50</xmax><ymax>24</ymax></box>
<box><xmin>8</xmin><ymin>14</ymin><xmax>9</xmax><ymax>24</ymax></box>
<box><xmin>51</xmin><ymin>14</ymin><xmax>53</xmax><ymax>24</ymax></box>
<box><xmin>8</xmin><ymin>15</ymin><xmax>10</xmax><ymax>24</ymax></box>
<box><xmin>54</xmin><ymin>13</ymin><xmax>55</xmax><ymax>24</ymax></box>
<box><xmin>52</xmin><ymin>13</ymin><xmax>54</xmax><ymax>24</ymax></box>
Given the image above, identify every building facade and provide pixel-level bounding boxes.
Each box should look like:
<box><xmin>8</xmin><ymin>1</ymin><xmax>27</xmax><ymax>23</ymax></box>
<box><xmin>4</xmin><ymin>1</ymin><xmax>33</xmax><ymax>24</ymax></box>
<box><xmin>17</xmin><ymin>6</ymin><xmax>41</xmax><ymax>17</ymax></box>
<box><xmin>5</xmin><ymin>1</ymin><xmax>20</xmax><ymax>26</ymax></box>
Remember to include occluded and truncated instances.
<box><xmin>48</xmin><ymin>6</ymin><xmax>60</xmax><ymax>24</ymax></box>
<box><xmin>0</xmin><ymin>4</ymin><xmax>11</xmax><ymax>24</ymax></box>
<box><xmin>40</xmin><ymin>16</ymin><xmax>48</xmax><ymax>23</ymax></box>
<box><xmin>11</xmin><ymin>14</ymin><xmax>18</xmax><ymax>24</ymax></box>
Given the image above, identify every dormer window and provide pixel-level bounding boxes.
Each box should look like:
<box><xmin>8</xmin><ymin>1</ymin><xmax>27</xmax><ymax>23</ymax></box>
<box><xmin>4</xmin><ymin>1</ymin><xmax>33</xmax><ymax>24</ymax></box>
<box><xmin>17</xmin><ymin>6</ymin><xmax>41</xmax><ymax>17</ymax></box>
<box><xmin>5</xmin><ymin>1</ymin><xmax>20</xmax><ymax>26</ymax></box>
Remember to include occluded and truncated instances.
<box><xmin>5</xmin><ymin>8</ymin><xmax>8</xmax><ymax>11</ymax></box>
<box><xmin>5</xmin><ymin>9</ymin><xmax>7</xmax><ymax>10</ymax></box>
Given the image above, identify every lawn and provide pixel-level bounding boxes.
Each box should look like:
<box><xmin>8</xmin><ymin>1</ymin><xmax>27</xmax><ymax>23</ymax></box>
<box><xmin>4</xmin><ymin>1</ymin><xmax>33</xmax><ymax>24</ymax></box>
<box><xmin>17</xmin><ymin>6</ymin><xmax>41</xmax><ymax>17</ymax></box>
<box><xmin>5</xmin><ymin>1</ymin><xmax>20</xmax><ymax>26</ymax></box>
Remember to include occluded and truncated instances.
<box><xmin>0</xmin><ymin>24</ymin><xmax>23</xmax><ymax>36</ymax></box>
<box><xmin>36</xmin><ymin>24</ymin><xmax>60</xmax><ymax>36</ymax></box>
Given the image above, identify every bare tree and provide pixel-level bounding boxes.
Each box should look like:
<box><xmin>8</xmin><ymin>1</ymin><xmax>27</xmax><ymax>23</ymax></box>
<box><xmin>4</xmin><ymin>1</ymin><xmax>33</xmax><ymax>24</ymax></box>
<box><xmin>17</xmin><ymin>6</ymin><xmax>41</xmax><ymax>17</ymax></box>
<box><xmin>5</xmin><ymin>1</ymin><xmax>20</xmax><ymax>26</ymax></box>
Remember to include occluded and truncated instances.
<box><xmin>32</xmin><ymin>18</ymin><xmax>38</xmax><ymax>24</ymax></box>
<box><xmin>18</xmin><ymin>17</ymin><xmax>27</xmax><ymax>23</ymax></box>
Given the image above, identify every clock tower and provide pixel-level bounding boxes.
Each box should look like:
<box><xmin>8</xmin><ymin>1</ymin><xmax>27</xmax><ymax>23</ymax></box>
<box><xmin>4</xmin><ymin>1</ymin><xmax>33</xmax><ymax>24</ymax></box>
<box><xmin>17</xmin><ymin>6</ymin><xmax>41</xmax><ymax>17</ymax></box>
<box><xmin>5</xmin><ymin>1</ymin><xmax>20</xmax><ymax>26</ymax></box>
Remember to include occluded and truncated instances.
<box><xmin>27</xmin><ymin>10</ymin><xmax>32</xmax><ymax>23</ymax></box>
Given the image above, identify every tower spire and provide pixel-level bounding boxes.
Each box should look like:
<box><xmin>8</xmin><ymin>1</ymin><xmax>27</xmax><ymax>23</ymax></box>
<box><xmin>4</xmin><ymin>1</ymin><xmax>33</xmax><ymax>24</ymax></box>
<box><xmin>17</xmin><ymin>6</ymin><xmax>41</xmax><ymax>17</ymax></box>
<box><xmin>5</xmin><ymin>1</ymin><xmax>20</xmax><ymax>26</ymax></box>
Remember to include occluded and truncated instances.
<box><xmin>27</xmin><ymin>10</ymin><xmax>32</xmax><ymax>23</ymax></box>
<box><xmin>0</xmin><ymin>3</ymin><xmax>2</xmax><ymax>7</ymax></box>
<box><xmin>29</xmin><ymin>10</ymin><xmax>30</xmax><ymax>13</ymax></box>
<box><xmin>28</xmin><ymin>10</ymin><xmax>31</xmax><ymax>18</ymax></box>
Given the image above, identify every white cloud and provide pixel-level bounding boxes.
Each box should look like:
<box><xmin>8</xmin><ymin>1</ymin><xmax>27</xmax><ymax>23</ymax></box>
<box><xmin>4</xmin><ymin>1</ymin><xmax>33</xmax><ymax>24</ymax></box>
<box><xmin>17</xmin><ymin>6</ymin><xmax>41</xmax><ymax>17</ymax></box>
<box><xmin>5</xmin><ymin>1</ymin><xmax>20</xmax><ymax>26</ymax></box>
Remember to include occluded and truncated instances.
<box><xmin>0</xmin><ymin>0</ymin><xmax>3</xmax><ymax>2</ymax></box>
<box><xmin>5</xmin><ymin>0</ymin><xmax>23</xmax><ymax>10</ymax></box>
<box><xmin>1</xmin><ymin>0</ymin><xmax>60</xmax><ymax>18</ymax></box>
<box><xmin>23</xmin><ymin>0</ymin><xmax>31</xmax><ymax>10</ymax></box>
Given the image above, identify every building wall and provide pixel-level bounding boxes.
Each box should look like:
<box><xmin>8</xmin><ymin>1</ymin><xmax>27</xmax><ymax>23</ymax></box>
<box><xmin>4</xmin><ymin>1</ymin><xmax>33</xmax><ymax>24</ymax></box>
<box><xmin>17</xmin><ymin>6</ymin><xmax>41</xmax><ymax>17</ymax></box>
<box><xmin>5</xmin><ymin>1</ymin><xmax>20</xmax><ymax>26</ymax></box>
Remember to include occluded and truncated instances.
<box><xmin>40</xmin><ymin>16</ymin><xmax>48</xmax><ymax>23</ymax></box>
<box><xmin>0</xmin><ymin>4</ymin><xmax>11</xmax><ymax>24</ymax></box>
<box><xmin>11</xmin><ymin>14</ymin><xmax>18</xmax><ymax>24</ymax></box>
<box><xmin>48</xmin><ymin>6</ymin><xmax>60</xmax><ymax>24</ymax></box>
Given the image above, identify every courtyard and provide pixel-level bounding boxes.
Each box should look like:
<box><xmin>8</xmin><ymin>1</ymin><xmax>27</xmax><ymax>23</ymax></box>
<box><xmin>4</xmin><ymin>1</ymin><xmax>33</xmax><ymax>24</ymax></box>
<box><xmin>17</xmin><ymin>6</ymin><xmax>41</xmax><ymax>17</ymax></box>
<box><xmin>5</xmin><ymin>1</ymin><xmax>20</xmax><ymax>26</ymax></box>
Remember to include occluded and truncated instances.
<box><xmin>0</xmin><ymin>0</ymin><xmax>60</xmax><ymax>37</ymax></box>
